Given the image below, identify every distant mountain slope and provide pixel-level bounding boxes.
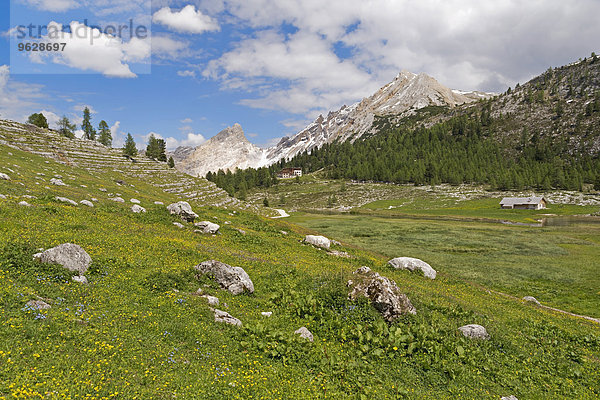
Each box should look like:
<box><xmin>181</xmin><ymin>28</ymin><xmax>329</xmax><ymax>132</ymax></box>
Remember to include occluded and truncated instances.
<box><xmin>173</xmin><ymin>71</ymin><xmax>491</xmax><ymax>177</ymax></box>
<box><xmin>0</xmin><ymin>119</ymin><xmax>258</xmax><ymax>210</ymax></box>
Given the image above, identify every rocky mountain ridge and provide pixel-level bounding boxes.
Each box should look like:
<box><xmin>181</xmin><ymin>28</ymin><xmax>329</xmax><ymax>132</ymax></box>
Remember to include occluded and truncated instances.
<box><xmin>172</xmin><ymin>71</ymin><xmax>491</xmax><ymax>177</ymax></box>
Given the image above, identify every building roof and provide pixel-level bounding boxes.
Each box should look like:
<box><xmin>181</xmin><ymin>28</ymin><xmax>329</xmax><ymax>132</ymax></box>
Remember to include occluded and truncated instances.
<box><xmin>499</xmin><ymin>196</ymin><xmax>546</xmax><ymax>206</ymax></box>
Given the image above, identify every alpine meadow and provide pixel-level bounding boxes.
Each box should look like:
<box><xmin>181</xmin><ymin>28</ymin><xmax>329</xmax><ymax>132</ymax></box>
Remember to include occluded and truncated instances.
<box><xmin>1</xmin><ymin>2</ymin><xmax>600</xmax><ymax>400</ymax></box>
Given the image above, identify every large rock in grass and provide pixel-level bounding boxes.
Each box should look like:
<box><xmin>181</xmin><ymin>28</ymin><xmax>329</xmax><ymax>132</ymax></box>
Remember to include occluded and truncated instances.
<box><xmin>294</xmin><ymin>327</ymin><xmax>314</xmax><ymax>342</ymax></box>
<box><xmin>348</xmin><ymin>266</ymin><xmax>416</xmax><ymax>321</ymax></box>
<box><xmin>131</xmin><ymin>204</ymin><xmax>146</xmax><ymax>213</ymax></box>
<box><xmin>458</xmin><ymin>324</ymin><xmax>490</xmax><ymax>340</ymax></box>
<box><xmin>167</xmin><ymin>201</ymin><xmax>198</xmax><ymax>222</ymax></box>
<box><xmin>523</xmin><ymin>296</ymin><xmax>541</xmax><ymax>306</ymax></box>
<box><xmin>194</xmin><ymin>260</ymin><xmax>254</xmax><ymax>295</ymax></box>
<box><xmin>304</xmin><ymin>235</ymin><xmax>331</xmax><ymax>249</ymax></box>
<box><xmin>55</xmin><ymin>196</ymin><xmax>78</xmax><ymax>206</ymax></box>
<box><xmin>33</xmin><ymin>243</ymin><xmax>91</xmax><ymax>274</ymax></box>
<box><xmin>0</xmin><ymin>173</ymin><xmax>10</xmax><ymax>180</ymax></box>
<box><xmin>214</xmin><ymin>309</ymin><xmax>242</xmax><ymax>326</ymax></box>
<box><xmin>50</xmin><ymin>178</ymin><xmax>66</xmax><ymax>186</ymax></box>
<box><xmin>25</xmin><ymin>299</ymin><xmax>51</xmax><ymax>310</ymax></box>
<box><xmin>194</xmin><ymin>221</ymin><xmax>220</xmax><ymax>234</ymax></box>
<box><xmin>388</xmin><ymin>257</ymin><xmax>436</xmax><ymax>279</ymax></box>
<box><xmin>80</xmin><ymin>200</ymin><xmax>94</xmax><ymax>207</ymax></box>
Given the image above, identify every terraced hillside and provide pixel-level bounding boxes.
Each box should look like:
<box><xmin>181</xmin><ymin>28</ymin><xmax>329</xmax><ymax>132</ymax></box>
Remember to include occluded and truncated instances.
<box><xmin>0</xmin><ymin>119</ymin><xmax>262</xmax><ymax>212</ymax></box>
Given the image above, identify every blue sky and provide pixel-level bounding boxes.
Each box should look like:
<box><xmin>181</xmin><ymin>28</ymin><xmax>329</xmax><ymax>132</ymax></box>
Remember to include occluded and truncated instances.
<box><xmin>1</xmin><ymin>0</ymin><xmax>599</xmax><ymax>150</ymax></box>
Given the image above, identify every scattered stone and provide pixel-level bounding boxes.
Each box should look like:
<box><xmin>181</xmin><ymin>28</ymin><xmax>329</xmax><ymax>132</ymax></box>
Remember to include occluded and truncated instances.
<box><xmin>22</xmin><ymin>195</ymin><xmax>36</xmax><ymax>199</ymax></box>
<box><xmin>167</xmin><ymin>201</ymin><xmax>199</xmax><ymax>222</ymax></box>
<box><xmin>523</xmin><ymin>296</ymin><xmax>541</xmax><ymax>306</ymax></box>
<box><xmin>131</xmin><ymin>204</ymin><xmax>147</xmax><ymax>213</ymax></box>
<box><xmin>280</xmin><ymin>230</ymin><xmax>288</xmax><ymax>235</ymax></box>
<box><xmin>54</xmin><ymin>175</ymin><xmax>63</xmax><ymax>179</ymax></box>
<box><xmin>33</xmin><ymin>243</ymin><xmax>91</xmax><ymax>274</ymax></box>
<box><xmin>388</xmin><ymin>257</ymin><xmax>437</xmax><ymax>279</ymax></box>
<box><xmin>194</xmin><ymin>260</ymin><xmax>254</xmax><ymax>295</ymax></box>
<box><xmin>72</xmin><ymin>275</ymin><xmax>88</xmax><ymax>284</ymax></box>
<box><xmin>50</xmin><ymin>178</ymin><xmax>66</xmax><ymax>186</ymax></box>
<box><xmin>194</xmin><ymin>221</ymin><xmax>220</xmax><ymax>234</ymax></box>
<box><xmin>458</xmin><ymin>324</ymin><xmax>490</xmax><ymax>340</ymax></box>
<box><xmin>500</xmin><ymin>396</ymin><xmax>518</xmax><ymax>400</ymax></box>
<box><xmin>201</xmin><ymin>295</ymin><xmax>220</xmax><ymax>306</ymax></box>
<box><xmin>233</xmin><ymin>228</ymin><xmax>246</xmax><ymax>235</ymax></box>
<box><xmin>173</xmin><ymin>222</ymin><xmax>185</xmax><ymax>228</ymax></box>
<box><xmin>26</xmin><ymin>300</ymin><xmax>51</xmax><ymax>310</ymax></box>
<box><xmin>196</xmin><ymin>288</ymin><xmax>203</xmax><ymax>295</ymax></box>
<box><xmin>261</xmin><ymin>312</ymin><xmax>272</xmax><ymax>317</ymax></box>
<box><xmin>0</xmin><ymin>172</ymin><xmax>11</xmax><ymax>180</ymax></box>
<box><xmin>214</xmin><ymin>309</ymin><xmax>242</xmax><ymax>326</ymax></box>
<box><xmin>99</xmin><ymin>188</ymin><xmax>107</xmax><ymax>192</ymax></box>
<box><xmin>294</xmin><ymin>327</ymin><xmax>314</xmax><ymax>342</ymax></box>
<box><xmin>154</xmin><ymin>201</ymin><xmax>164</xmax><ymax>205</ymax></box>
<box><xmin>332</xmin><ymin>239</ymin><xmax>342</xmax><ymax>246</ymax></box>
<box><xmin>348</xmin><ymin>266</ymin><xmax>416</xmax><ymax>321</ymax></box>
<box><xmin>55</xmin><ymin>196</ymin><xmax>78</xmax><ymax>206</ymax></box>
<box><xmin>80</xmin><ymin>184</ymin><xmax>87</xmax><ymax>188</ymax></box>
<box><xmin>91</xmin><ymin>198</ymin><xmax>98</xmax><ymax>202</ymax></box>
<box><xmin>304</xmin><ymin>235</ymin><xmax>331</xmax><ymax>249</ymax></box>
<box><xmin>224</xmin><ymin>221</ymin><xmax>231</xmax><ymax>225</ymax></box>
<box><xmin>18</xmin><ymin>201</ymin><xmax>32</xmax><ymax>207</ymax></box>
<box><xmin>0</xmin><ymin>194</ymin><xmax>6</xmax><ymax>199</ymax></box>
<box><xmin>80</xmin><ymin>200</ymin><xmax>94</xmax><ymax>207</ymax></box>
<box><xmin>110</xmin><ymin>197</ymin><xmax>125</xmax><ymax>203</ymax></box>
<box><xmin>328</xmin><ymin>250</ymin><xmax>352</xmax><ymax>258</ymax></box>
<box><xmin>130</xmin><ymin>198</ymin><xmax>141</xmax><ymax>204</ymax></box>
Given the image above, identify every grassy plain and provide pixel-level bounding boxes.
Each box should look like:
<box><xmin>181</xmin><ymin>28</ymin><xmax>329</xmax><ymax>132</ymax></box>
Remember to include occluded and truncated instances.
<box><xmin>1</xmin><ymin>145</ymin><xmax>600</xmax><ymax>399</ymax></box>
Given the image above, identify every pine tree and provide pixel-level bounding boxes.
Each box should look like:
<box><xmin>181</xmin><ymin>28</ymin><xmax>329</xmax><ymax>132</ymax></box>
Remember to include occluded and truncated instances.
<box><xmin>82</xmin><ymin>107</ymin><xmax>96</xmax><ymax>140</ymax></box>
<box><xmin>263</xmin><ymin>197</ymin><xmax>269</xmax><ymax>207</ymax></box>
<box><xmin>168</xmin><ymin>156</ymin><xmax>175</xmax><ymax>168</ymax></box>
<box><xmin>97</xmin><ymin>120</ymin><xmax>112</xmax><ymax>147</ymax></box>
<box><xmin>27</xmin><ymin>113</ymin><xmax>48</xmax><ymax>129</ymax></box>
<box><xmin>57</xmin><ymin>116</ymin><xmax>75</xmax><ymax>138</ymax></box>
<box><xmin>123</xmin><ymin>133</ymin><xmax>138</xmax><ymax>157</ymax></box>
<box><xmin>146</xmin><ymin>134</ymin><xmax>167</xmax><ymax>161</ymax></box>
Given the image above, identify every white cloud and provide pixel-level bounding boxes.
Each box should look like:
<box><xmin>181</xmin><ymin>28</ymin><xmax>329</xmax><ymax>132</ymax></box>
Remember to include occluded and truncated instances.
<box><xmin>73</xmin><ymin>104</ymin><xmax>97</xmax><ymax>114</ymax></box>
<box><xmin>177</xmin><ymin>70</ymin><xmax>196</xmax><ymax>77</ymax></box>
<box><xmin>30</xmin><ymin>21</ymin><xmax>151</xmax><ymax>78</ymax></box>
<box><xmin>204</xmin><ymin>30</ymin><xmax>376</xmax><ymax>115</ymax></box>
<box><xmin>201</xmin><ymin>0</ymin><xmax>600</xmax><ymax>120</ymax></box>
<box><xmin>152</xmin><ymin>35</ymin><xmax>191</xmax><ymax>59</ymax></box>
<box><xmin>140</xmin><ymin>130</ymin><xmax>206</xmax><ymax>150</ymax></box>
<box><xmin>0</xmin><ymin>65</ymin><xmax>48</xmax><ymax>123</ymax></box>
<box><xmin>110</xmin><ymin>121</ymin><xmax>123</xmax><ymax>146</ymax></box>
<box><xmin>153</xmin><ymin>5</ymin><xmax>219</xmax><ymax>34</ymax></box>
<box><xmin>180</xmin><ymin>117</ymin><xmax>193</xmax><ymax>124</ymax></box>
<box><xmin>39</xmin><ymin>109</ymin><xmax>60</xmax><ymax>128</ymax></box>
<box><xmin>22</xmin><ymin>0</ymin><xmax>79</xmax><ymax>12</ymax></box>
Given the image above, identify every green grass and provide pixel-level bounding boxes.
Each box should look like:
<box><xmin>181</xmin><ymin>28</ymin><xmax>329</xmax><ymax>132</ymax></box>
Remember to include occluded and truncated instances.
<box><xmin>287</xmin><ymin>213</ymin><xmax>600</xmax><ymax>318</ymax></box>
<box><xmin>1</xmin><ymin>144</ymin><xmax>600</xmax><ymax>399</ymax></box>
<box><xmin>361</xmin><ymin>197</ymin><xmax>599</xmax><ymax>223</ymax></box>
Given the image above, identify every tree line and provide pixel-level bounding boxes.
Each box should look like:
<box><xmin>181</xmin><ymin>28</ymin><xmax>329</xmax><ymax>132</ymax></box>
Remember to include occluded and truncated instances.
<box><xmin>208</xmin><ymin>110</ymin><xmax>600</xmax><ymax>198</ymax></box>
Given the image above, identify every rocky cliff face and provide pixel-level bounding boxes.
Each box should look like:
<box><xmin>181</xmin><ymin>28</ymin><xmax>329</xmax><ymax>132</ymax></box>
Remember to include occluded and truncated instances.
<box><xmin>174</xmin><ymin>71</ymin><xmax>491</xmax><ymax>176</ymax></box>
<box><xmin>174</xmin><ymin>123</ymin><xmax>267</xmax><ymax>177</ymax></box>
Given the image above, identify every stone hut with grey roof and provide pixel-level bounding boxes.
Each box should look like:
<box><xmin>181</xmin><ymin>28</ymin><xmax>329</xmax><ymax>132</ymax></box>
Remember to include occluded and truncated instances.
<box><xmin>499</xmin><ymin>196</ymin><xmax>547</xmax><ymax>210</ymax></box>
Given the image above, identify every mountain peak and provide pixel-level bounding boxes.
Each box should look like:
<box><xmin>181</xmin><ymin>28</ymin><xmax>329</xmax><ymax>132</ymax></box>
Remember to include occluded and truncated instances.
<box><xmin>211</xmin><ymin>123</ymin><xmax>248</xmax><ymax>144</ymax></box>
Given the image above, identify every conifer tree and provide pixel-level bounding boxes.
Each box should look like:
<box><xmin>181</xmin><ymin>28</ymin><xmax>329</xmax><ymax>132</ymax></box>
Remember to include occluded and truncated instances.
<box><xmin>57</xmin><ymin>116</ymin><xmax>76</xmax><ymax>138</ymax></box>
<box><xmin>97</xmin><ymin>120</ymin><xmax>112</xmax><ymax>147</ymax></box>
<box><xmin>82</xmin><ymin>107</ymin><xmax>96</xmax><ymax>140</ymax></box>
<box><xmin>123</xmin><ymin>133</ymin><xmax>138</xmax><ymax>157</ymax></box>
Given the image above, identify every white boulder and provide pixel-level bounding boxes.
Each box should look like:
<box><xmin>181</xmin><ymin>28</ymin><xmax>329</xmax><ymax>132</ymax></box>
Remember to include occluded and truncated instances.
<box><xmin>0</xmin><ymin>173</ymin><xmax>10</xmax><ymax>180</ymax></box>
<box><xmin>294</xmin><ymin>327</ymin><xmax>314</xmax><ymax>342</ymax></box>
<box><xmin>167</xmin><ymin>201</ymin><xmax>199</xmax><ymax>222</ymax></box>
<box><xmin>388</xmin><ymin>257</ymin><xmax>437</xmax><ymax>279</ymax></box>
<box><xmin>72</xmin><ymin>275</ymin><xmax>89</xmax><ymax>284</ymax></box>
<box><xmin>194</xmin><ymin>260</ymin><xmax>254</xmax><ymax>295</ymax></box>
<box><xmin>304</xmin><ymin>235</ymin><xmax>331</xmax><ymax>249</ymax></box>
<box><xmin>194</xmin><ymin>221</ymin><xmax>220</xmax><ymax>234</ymax></box>
<box><xmin>130</xmin><ymin>198</ymin><xmax>141</xmax><ymax>204</ymax></box>
<box><xmin>55</xmin><ymin>197</ymin><xmax>78</xmax><ymax>206</ymax></box>
<box><xmin>33</xmin><ymin>243</ymin><xmax>91</xmax><ymax>274</ymax></box>
<box><xmin>458</xmin><ymin>324</ymin><xmax>490</xmax><ymax>340</ymax></box>
<box><xmin>80</xmin><ymin>200</ymin><xmax>94</xmax><ymax>207</ymax></box>
<box><xmin>131</xmin><ymin>204</ymin><xmax>146</xmax><ymax>213</ymax></box>
<box><xmin>214</xmin><ymin>309</ymin><xmax>242</xmax><ymax>326</ymax></box>
<box><xmin>50</xmin><ymin>178</ymin><xmax>66</xmax><ymax>186</ymax></box>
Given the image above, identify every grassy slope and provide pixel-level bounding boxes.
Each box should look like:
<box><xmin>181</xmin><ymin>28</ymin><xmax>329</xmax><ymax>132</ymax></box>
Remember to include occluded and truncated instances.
<box><xmin>287</xmin><ymin>213</ymin><xmax>600</xmax><ymax>318</ymax></box>
<box><xmin>1</xmin><ymin>144</ymin><xmax>600</xmax><ymax>399</ymax></box>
